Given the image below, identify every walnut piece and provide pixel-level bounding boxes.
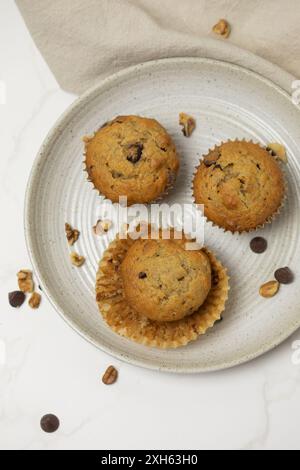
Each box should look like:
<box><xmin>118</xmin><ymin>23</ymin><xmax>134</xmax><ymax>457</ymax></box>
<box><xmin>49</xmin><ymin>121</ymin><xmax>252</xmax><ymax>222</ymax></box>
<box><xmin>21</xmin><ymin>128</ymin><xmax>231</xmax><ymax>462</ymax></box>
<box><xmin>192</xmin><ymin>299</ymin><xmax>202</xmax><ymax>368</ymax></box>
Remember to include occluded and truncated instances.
<box><xmin>212</xmin><ymin>19</ymin><xmax>231</xmax><ymax>38</ymax></box>
<box><xmin>203</xmin><ymin>149</ymin><xmax>221</xmax><ymax>167</ymax></box>
<box><xmin>70</xmin><ymin>252</ymin><xmax>85</xmax><ymax>267</ymax></box>
<box><xmin>28</xmin><ymin>292</ymin><xmax>41</xmax><ymax>309</ymax></box>
<box><xmin>266</xmin><ymin>143</ymin><xmax>287</xmax><ymax>163</ymax></box>
<box><xmin>17</xmin><ymin>270</ymin><xmax>34</xmax><ymax>293</ymax></box>
<box><xmin>102</xmin><ymin>365</ymin><xmax>118</xmax><ymax>385</ymax></box>
<box><xmin>93</xmin><ymin>219</ymin><xmax>112</xmax><ymax>236</ymax></box>
<box><xmin>259</xmin><ymin>280</ymin><xmax>280</xmax><ymax>298</ymax></box>
<box><xmin>65</xmin><ymin>223</ymin><xmax>80</xmax><ymax>246</ymax></box>
<box><xmin>179</xmin><ymin>113</ymin><xmax>196</xmax><ymax>137</ymax></box>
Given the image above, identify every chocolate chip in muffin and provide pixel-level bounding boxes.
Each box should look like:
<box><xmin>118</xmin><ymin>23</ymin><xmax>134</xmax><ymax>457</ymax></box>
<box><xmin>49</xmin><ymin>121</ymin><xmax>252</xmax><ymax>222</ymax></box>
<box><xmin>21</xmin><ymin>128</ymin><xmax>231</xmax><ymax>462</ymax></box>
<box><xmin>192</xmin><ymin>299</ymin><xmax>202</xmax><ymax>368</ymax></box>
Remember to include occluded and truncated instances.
<box><xmin>8</xmin><ymin>291</ymin><xmax>26</xmax><ymax>308</ymax></box>
<box><xmin>138</xmin><ymin>272</ymin><xmax>147</xmax><ymax>279</ymax></box>
<box><xmin>274</xmin><ymin>267</ymin><xmax>294</xmax><ymax>284</ymax></box>
<box><xmin>250</xmin><ymin>237</ymin><xmax>268</xmax><ymax>254</ymax></box>
<box><xmin>40</xmin><ymin>414</ymin><xmax>60</xmax><ymax>433</ymax></box>
<box><xmin>212</xmin><ymin>272</ymin><xmax>219</xmax><ymax>286</ymax></box>
<box><xmin>126</xmin><ymin>143</ymin><xmax>143</xmax><ymax>164</ymax></box>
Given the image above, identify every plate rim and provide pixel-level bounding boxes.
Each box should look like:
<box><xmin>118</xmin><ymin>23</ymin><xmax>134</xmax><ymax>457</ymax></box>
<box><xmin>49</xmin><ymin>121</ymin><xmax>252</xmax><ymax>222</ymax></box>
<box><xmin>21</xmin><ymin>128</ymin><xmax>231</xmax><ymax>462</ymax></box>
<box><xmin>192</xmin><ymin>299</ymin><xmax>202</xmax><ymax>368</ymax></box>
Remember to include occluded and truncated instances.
<box><xmin>24</xmin><ymin>56</ymin><xmax>300</xmax><ymax>373</ymax></box>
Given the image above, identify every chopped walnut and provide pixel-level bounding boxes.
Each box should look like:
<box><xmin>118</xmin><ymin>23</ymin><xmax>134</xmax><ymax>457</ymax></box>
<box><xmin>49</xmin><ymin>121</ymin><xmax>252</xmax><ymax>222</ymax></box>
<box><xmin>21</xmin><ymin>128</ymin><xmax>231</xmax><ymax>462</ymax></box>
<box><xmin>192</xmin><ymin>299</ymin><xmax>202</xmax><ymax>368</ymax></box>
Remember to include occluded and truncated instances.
<box><xmin>179</xmin><ymin>113</ymin><xmax>196</xmax><ymax>137</ymax></box>
<box><xmin>266</xmin><ymin>143</ymin><xmax>287</xmax><ymax>163</ymax></box>
<box><xmin>93</xmin><ymin>219</ymin><xmax>112</xmax><ymax>236</ymax></box>
<box><xmin>259</xmin><ymin>280</ymin><xmax>280</xmax><ymax>298</ymax></box>
<box><xmin>203</xmin><ymin>149</ymin><xmax>221</xmax><ymax>167</ymax></box>
<box><xmin>28</xmin><ymin>292</ymin><xmax>41</xmax><ymax>309</ymax></box>
<box><xmin>65</xmin><ymin>223</ymin><xmax>80</xmax><ymax>246</ymax></box>
<box><xmin>212</xmin><ymin>19</ymin><xmax>231</xmax><ymax>38</ymax></box>
<box><xmin>17</xmin><ymin>270</ymin><xmax>34</xmax><ymax>293</ymax></box>
<box><xmin>70</xmin><ymin>252</ymin><xmax>85</xmax><ymax>267</ymax></box>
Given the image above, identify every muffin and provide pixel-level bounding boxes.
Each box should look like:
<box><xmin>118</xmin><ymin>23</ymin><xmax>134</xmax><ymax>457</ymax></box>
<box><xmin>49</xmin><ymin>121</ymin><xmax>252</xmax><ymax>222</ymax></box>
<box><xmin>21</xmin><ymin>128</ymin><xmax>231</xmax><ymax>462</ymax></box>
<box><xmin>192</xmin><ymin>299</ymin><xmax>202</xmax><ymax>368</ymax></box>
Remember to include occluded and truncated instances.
<box><xmin>121</xmin><ymin>237</ymin><xmax>212</xmax><ymax>322</ymax></box>
<box><xmin>96</xmin><ymin>228</ymin><xmax>229</xmax><ymax>349</ymax></box>
<box><xmin>84</xmin><ymin>116</ymin><xmax>179</xmax><ymax>205</ymax></box>
<box><xmin>193</xmin><ymin>140</ymin><xmax>285</xmax><ymax>233</ymax></box>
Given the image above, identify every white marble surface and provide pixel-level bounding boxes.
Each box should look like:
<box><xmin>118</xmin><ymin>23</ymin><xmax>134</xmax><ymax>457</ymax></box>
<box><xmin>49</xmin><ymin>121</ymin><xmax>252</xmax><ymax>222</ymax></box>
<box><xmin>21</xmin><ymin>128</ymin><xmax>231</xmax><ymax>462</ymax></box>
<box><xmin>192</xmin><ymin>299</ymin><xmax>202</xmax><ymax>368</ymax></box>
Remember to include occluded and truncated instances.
<box><xmin>1</xmin><ymin>0</ymin><xmax>300</xmax><ymax>450</ymax></box>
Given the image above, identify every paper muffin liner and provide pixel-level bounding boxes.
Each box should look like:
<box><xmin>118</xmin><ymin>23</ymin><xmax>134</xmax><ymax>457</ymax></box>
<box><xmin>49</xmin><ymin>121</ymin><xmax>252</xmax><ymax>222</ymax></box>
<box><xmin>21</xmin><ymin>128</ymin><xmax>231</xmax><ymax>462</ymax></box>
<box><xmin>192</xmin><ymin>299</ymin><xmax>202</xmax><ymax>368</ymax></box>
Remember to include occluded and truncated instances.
<box><xmin>82</xmin><ymin>120</ymin><xmax>179</xmax><ymax>206</ymax></box>
<box><xmin>95</xmin><ymin>230</ymin><xmax>229</xmax><ymax>349</ymax></box>
<box><xmin>191</xmin><ymin>138</ymin><xmax>287</xmax><ymax>235</ymax></box>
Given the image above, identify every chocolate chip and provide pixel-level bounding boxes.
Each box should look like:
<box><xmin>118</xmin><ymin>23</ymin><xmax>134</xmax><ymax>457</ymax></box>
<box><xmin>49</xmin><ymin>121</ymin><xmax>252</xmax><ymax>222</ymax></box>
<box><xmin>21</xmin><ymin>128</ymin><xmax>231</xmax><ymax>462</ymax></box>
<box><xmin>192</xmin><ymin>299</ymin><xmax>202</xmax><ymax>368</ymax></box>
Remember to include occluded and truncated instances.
<box><xmin>8</xmin><ymin>291</ymin><xmax>25</xmax><ymax>308</ymax></box>
<box><xmin>138</xmin><ymin>272</ymin><xmax>147</xmax><ymax>279</ymax></box>
<box><xmin>112</xmin><ymin>170</ymin><xmax>123</xmax><ymax>178</ymax></box>
<box><xmin>250</xmin><ymin>237</ymin><xmax>268</xmax><ymax>254</ymax></box>
<box><xmin>266</xmin><ymin>147</ymin><xmax>277</xmax><ymax>157</ymax></box>
<box><xmin>38</xmin><ymin>285</ymin><xmax>43</xmax><ymax>291</ymax></box>
<box><xmin>126</xmin><ymin>143</ymin><xmax>143</xmax><ymax>163</ymax></box>
<box><xmin>204</xmin><ymin>158</ymin><xmax>218</xmax><ymax>167</ymax></box>
<box><xmin>212</xmin><ymin>272</ymin><xmax>219</xmax><ymax>286</ymax></box>
<box><xmin>274</xmin><ymin>267</ymin><xmax>294</xmax><ymax>285</ymax></box>
<box><xmin>40</xmin><ymin>414</ymin><xmax>60</xmax><ymax>433</ymax></box>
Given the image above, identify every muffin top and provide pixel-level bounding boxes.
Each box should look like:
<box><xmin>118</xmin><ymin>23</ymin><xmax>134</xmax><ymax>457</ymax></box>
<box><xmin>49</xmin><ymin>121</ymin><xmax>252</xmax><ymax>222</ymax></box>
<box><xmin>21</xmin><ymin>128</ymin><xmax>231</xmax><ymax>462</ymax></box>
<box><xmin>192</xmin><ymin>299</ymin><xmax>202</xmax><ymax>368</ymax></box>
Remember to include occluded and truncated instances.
<box><xmin>120</xmin><ymin>237</ymin><xmax>212</xmax><ymax>322</ymax></box>
<box><xmin>193</xmin><ymin>141</ymin><xmax>285</xmax><ymax>232</ymax></box>
<box><xmin>84</xmin><ymin>115</ymin><xmax>179</xmax><ymax>205</ymax></box>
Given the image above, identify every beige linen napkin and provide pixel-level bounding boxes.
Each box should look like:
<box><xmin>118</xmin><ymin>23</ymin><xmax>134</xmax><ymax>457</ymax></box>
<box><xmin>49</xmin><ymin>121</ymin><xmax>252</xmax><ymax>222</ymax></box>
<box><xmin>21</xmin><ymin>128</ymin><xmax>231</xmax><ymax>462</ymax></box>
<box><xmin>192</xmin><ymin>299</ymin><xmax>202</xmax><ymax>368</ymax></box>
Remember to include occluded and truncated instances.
<box><xmin>16</xmin><ymin>0</ymin><xmax>300</xmax><ymax>95</ymax></box>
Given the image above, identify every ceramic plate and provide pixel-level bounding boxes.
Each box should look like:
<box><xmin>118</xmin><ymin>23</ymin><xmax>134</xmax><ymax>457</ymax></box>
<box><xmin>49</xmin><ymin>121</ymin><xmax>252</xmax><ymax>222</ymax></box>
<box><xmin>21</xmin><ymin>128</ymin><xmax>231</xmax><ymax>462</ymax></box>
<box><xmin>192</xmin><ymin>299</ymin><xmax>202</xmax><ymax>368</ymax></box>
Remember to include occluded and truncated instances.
<box><xmin>25</xmin><ymin>58</ymin><xmax>300</xmax><ymax>373</ymax></box>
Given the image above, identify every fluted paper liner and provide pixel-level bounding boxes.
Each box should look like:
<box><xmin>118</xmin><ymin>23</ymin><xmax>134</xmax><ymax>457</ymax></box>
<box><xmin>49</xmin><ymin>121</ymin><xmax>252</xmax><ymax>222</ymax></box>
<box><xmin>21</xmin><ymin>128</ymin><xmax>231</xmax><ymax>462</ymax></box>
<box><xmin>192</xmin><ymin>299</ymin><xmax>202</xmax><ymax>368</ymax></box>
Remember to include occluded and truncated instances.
<box><xmin>95</xmin><ymin>232</ymin><xmax>229</xmax><ymax>349</ymax></box>
<box><xmin>82</xmin><ymin>118</ymin><xmax>179</xmax><ymax>206</ymax></box>
<box><xmin>192</xmin><ymin>139</ymin><xmax>287</xmax><ymax>234</ymax></box>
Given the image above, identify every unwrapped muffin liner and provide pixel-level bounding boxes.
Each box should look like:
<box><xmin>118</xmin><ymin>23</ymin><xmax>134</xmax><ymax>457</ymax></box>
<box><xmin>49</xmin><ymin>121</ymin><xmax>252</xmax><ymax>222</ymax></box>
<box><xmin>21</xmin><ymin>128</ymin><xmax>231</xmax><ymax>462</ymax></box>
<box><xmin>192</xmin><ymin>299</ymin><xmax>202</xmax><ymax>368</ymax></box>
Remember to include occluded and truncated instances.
<box><xmin>95</xmin><ymin>230</ymin><xmax>229</xmax><ymax>349</ymax></box>
<box><xmin>192</xmin><ymin>139</ymin><xmax>287</xmax><ymax>235</ymax></box>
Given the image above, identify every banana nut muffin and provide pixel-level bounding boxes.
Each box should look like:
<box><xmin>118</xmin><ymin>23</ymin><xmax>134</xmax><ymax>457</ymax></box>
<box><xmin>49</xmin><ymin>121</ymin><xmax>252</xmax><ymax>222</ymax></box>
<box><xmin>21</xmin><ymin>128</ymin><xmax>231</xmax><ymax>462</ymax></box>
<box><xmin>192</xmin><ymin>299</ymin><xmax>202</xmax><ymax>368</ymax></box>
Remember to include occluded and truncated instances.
<box><xmin>121</xmin><ymin>237</ymin><xmax>212</xmax><ymax>322</ymax></box>
<box><xmin>84</xmin><ymin>115</ymin><xmax>179</xmax><ymax>205</ymax></box>
<box><xmin>193</xmin><ymin>140</ymin><xmax>285</xmax><ymax>233</ymax></box>
<box><xmin>95</xmin><ymin>229</ymin><xmax>229</xmax><ymax>348</ymax></box>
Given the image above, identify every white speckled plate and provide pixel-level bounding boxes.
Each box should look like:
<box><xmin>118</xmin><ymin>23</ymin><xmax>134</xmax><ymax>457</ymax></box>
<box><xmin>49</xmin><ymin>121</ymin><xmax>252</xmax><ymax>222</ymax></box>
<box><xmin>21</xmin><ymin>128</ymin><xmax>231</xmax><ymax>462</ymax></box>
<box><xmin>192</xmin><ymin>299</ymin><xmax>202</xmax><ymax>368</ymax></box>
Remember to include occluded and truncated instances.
<box><xmin>25</xmin><ymin>57</ymin><xmax>300</xmax><ymax>373</ymax></box>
